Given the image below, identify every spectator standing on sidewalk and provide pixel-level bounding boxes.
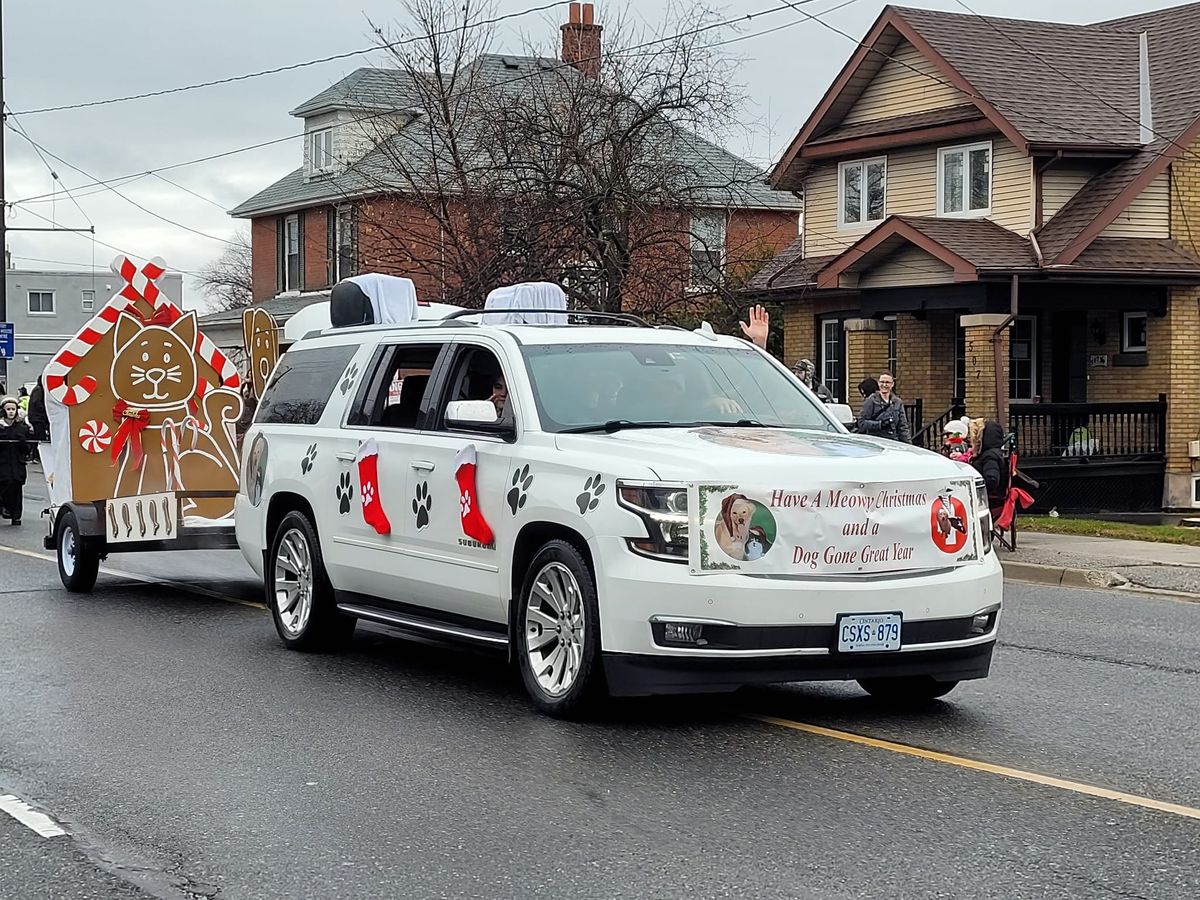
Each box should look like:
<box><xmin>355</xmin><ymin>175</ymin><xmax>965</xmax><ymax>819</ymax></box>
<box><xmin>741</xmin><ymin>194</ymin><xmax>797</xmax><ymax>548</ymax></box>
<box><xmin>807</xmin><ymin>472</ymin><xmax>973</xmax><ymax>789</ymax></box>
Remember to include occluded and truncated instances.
<box><xmin>0</xmin><ymin>396</ymin><xmax>33</xmax><ymax>525</ymax></box>
<box><xmin>856</xmin><ymin>373</ymin><xmax>912</xmax><ymax>443</ymax></box>
<box><xmin>27</xmin><ymin>377</ymin><xmax>50</xmax><ymax>443</ymax></box>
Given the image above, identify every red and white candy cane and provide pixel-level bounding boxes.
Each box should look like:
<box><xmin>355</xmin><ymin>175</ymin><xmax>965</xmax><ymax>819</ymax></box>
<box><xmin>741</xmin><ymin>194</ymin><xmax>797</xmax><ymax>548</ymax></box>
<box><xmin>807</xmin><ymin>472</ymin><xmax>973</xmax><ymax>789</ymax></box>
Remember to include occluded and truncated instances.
<box><xmin>44</xmin><ymin>255</ymin><xmax>239</xmax><ymax>406</ymax></box>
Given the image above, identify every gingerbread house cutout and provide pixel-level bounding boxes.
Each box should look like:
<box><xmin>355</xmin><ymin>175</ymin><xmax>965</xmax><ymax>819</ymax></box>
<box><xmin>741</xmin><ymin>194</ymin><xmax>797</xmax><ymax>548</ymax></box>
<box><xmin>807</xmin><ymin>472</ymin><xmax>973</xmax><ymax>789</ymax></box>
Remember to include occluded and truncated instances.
<box><xmin>42</xmin><ymin>256</ymin><xmax>243</xmax><ymax>520</ymax></box>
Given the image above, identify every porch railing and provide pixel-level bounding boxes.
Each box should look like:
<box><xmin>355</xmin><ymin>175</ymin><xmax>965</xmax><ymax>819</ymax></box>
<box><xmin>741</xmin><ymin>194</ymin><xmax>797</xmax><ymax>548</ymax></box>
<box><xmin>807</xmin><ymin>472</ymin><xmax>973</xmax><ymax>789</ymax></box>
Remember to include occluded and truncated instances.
<box><xmin>913</xmin><ymin>398</ymin><xmax>966</xmax><ymax>450</ymax></box>
<box><xmin>903</xmin><ymin>399</ymin><xmax>923</xmax><ymax>442</ymax></box>
<box><xmin>1010</xmin><ymin>395</ymin><xmax>1167</xmax><ymax>461</ymax></box>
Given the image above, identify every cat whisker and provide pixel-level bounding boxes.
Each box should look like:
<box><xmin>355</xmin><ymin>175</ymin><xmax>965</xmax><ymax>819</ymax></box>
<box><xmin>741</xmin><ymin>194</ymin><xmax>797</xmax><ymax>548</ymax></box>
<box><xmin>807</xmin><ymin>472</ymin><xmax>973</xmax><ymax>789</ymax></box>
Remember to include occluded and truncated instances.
<box><xmin>131</xmin><ymin>375</ymin><xmax>146</xmax><ymax>385</ymax></box>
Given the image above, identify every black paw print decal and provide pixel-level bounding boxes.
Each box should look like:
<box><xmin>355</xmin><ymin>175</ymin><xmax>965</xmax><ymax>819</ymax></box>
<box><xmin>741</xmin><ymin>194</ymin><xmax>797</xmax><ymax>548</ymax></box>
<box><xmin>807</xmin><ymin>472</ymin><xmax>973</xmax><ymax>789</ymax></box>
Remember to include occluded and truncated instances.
<box><xmin>507</xmin><ymin>464</ymin><xmax>533</xmax><ymax>515</ymax></box>
<box><xmin>412</xmin><ymin>481</ymin><xmax>432</xmax><ymax>530</ymax></box>
<box><xmin>300</xmin><ymin>443</ymin><xmax>318</xmax><ymax>475</ymax></box>
<box><xmin>576</xmin><ymin>474</ymin><xmax>605</xmax><ymax>515</ymax></box>
<box><xmin>339</xmin><ymin>363</ymin><xmax>359</xmax><ymax>395</ymax></box>
<box><xmin>336</xmin><ymin>472</ymin><xmax>353</xmax><ymax>515</ymax></box>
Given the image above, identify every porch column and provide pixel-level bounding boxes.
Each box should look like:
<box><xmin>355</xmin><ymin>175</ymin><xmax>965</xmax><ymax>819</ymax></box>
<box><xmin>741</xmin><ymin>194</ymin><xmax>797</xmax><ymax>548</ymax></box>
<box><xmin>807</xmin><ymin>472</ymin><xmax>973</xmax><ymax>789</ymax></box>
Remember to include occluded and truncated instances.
<box><xmin>961</xmin><ymin>314</ymin><xmax>1011</xmax><ymax>425</ymax></box>
<box><xmin>1163</xmin><ymin>286</ymin><xmax>1200</xmax><ymax>508</ymax></box>
<box><xmin>843</xmin><ymin>318</ymin><xmax>891</xmax><ymax>390</ymax></box>
<box><xmin>896</xmin><ymin>312</ymin><xmax>955</xmax><ymax>415</ymax></box>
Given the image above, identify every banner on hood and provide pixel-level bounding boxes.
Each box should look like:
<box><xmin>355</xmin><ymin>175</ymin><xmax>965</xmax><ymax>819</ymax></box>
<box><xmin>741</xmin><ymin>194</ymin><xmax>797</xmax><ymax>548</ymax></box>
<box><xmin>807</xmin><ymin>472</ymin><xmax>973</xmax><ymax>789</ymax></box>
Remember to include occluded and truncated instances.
<box><xmin>687</xmin><ymin>478</ymin><xmax>983</xmax><ymax>575</ymax></box>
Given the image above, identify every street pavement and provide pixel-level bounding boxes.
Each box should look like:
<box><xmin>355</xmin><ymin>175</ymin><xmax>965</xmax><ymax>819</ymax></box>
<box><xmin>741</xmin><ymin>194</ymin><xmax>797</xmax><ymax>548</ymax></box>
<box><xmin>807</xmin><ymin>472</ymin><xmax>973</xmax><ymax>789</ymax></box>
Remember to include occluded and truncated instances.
<box><xmin>0</xmin><ymin>484</ymin><xmax>1198</xmax><ymax>898</ymax></box>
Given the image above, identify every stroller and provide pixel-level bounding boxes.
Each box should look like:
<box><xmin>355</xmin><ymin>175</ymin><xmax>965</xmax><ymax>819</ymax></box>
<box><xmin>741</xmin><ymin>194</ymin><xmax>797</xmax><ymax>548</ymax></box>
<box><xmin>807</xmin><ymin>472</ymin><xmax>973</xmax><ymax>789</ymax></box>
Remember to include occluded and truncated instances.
<box><xmin>991</xmin><ymin>432</ymin><xmax>1037</xmax><ymax>551</ymax></box>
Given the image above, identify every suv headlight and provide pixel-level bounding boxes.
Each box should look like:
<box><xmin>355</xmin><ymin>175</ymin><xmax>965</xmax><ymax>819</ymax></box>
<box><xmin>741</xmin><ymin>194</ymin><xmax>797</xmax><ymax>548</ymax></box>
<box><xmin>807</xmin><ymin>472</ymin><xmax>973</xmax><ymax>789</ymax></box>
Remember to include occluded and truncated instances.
<box><xmin>975</xmin><ymin>479</ymin><xmax>993</xmax><ymax>555</ymax></box>
<box><xmin>617</xmin><ymin>481</ymin><xmax>689</xmax><ymax>562</ymax></box>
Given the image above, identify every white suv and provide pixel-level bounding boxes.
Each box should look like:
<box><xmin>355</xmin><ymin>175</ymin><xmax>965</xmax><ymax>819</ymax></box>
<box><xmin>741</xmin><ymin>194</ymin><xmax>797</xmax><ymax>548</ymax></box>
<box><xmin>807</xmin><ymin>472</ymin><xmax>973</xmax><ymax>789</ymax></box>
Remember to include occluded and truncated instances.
<box><xmin>236</xmin><ymin>314</ymin><xmax>1001</xmax><ymax>716</ymax></box>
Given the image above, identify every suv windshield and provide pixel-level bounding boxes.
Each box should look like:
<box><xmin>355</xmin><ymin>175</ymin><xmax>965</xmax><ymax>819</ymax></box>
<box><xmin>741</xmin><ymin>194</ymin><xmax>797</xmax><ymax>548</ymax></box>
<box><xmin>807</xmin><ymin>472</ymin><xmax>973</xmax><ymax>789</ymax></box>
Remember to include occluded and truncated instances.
<box><xmin>520</xmin><ymin>342</ymin><xmax>837</xmax><ymax>433</ymax></box>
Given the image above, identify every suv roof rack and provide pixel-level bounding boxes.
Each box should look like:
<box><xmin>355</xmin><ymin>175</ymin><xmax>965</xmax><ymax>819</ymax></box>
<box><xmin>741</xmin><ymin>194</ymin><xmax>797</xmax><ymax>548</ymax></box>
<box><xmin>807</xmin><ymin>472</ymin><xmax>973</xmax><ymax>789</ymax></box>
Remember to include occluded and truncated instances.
<box><xmin>440</xmin><ymin>308</ymin><xmax>651</xmax><ymax>327</ymax></box>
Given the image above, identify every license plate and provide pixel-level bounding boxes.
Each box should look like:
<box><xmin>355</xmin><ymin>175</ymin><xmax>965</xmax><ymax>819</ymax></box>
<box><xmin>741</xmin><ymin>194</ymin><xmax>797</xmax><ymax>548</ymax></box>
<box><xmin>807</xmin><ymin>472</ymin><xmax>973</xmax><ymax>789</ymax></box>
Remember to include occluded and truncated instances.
<box><xmin>837</xmin><ymin>613</ymin><xmax>902</xmax><ymax>652</ymax></box>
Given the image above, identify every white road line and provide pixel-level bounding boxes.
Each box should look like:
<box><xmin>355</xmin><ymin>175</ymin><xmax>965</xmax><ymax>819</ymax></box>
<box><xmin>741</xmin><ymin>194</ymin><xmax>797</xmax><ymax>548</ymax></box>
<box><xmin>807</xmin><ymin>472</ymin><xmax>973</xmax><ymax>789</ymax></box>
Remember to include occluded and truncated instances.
<box><xmin>0</xmin><ymin>794</ymin><xmax>67</xmax><ymax>838</ymax></box>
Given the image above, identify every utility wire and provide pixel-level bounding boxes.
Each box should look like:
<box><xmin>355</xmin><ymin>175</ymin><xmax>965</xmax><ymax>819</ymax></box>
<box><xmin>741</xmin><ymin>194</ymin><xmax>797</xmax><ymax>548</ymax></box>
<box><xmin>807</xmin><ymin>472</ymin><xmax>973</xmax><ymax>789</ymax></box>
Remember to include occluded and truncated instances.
<box><xmin>9</xmin><ymin>1</ymin><xmax>576</xmax><ymax>116</ymax></box>
<box><xmin>150</xmin><ymin>172</ymin><xmax>231</xmax><ymax>211</ymax></box>
<box><xmin>4</xmin><ymin>107</ymin><xmax>94</xmax><ymax>227</ymax></box>
<box><xmin>6</xmin><ymin>122</ymin><xmax>240</xmax><ymax>247</ymax></box>
<box><xmin>949</xmin><ymin>0</ymin><xmax>1200</xmax><ymax>165</ymax></box>
<box><xmin>8</xmin><ymin>0</ymin><xmax>830</xmax><ymax>212</ymax></box>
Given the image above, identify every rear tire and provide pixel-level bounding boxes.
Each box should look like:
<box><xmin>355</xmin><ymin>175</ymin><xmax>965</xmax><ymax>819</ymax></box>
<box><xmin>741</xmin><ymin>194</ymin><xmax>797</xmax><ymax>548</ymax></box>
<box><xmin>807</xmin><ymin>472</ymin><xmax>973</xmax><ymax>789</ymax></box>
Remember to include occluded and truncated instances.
<box><xmin>516</xmin><ymin>540</ymin><xmax>605</xmax><ymax>718</ymax></box>
<box><xmin>857</xmin><ymin>675</ymin><xmax>959</xmax><ymax>702</ymax></box>
<box><xmin>268</xmin><ymin>510</ymin><xmax>355</xmax><ymax>651</ymax></box>
<box><xmin>57</xmin><ymin>508</ymin><xmax>100</xmax><ymax>593</ymax></box>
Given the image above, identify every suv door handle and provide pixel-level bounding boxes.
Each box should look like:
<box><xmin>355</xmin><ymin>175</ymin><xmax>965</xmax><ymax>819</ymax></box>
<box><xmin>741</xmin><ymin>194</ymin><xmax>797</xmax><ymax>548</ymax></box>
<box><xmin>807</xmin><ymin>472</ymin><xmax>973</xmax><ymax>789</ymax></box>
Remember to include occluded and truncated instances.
<box><xmin>335</xmin><ymin>452</ymin><xmax>356</xmax><ymax>462</ymax></box>
<box><xmin>411</xmin><ymin>460</ymin><xmax>435</xmax><ymax>472</ymax></box>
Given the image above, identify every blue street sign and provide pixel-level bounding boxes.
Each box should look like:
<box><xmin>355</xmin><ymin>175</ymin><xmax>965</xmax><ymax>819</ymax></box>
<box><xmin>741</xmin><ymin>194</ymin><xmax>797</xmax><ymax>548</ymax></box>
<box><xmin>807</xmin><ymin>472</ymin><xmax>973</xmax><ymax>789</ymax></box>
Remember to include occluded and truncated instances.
<box><xmin>0</xmin><ymin>323</ymin><xmax>13</xmax><ymax>360</ymax></box>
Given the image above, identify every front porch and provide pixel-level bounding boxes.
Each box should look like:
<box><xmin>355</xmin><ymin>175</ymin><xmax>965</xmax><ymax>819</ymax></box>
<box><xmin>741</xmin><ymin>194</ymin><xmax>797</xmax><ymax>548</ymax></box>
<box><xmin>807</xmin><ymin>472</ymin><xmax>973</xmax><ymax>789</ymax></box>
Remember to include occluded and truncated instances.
<box><xmin>791</xmin><ymin>281</ymin><xmax>1197</xmax><ymax>512</ymax></box>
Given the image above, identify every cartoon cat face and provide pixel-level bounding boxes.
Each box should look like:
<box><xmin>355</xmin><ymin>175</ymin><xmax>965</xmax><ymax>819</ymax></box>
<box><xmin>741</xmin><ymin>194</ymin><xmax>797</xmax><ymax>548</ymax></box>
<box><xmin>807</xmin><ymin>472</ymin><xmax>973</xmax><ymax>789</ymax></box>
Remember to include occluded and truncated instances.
<box><xmin>111</xmin><ymin>311</ymin><xmax>199</xmax><ymax>409</ymax></box>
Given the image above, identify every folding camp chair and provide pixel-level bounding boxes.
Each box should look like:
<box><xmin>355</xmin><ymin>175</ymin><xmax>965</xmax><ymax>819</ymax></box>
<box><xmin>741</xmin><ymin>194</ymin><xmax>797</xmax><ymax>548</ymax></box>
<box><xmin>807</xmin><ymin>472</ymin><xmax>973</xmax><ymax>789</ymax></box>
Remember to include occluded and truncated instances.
<box><xmin>991</xmin><ymin>432</ymin><xmax>1037</xmax><ymax>552</ymax></box>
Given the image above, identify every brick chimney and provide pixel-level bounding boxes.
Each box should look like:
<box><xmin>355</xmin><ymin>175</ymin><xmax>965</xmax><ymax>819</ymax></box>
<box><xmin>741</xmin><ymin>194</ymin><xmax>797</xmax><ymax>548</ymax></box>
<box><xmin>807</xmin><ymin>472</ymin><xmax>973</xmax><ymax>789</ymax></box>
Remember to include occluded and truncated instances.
<box><xmin>561</xmin><ymin>2</ymin><xmax>602</xmax><ymax>79</ymax></box>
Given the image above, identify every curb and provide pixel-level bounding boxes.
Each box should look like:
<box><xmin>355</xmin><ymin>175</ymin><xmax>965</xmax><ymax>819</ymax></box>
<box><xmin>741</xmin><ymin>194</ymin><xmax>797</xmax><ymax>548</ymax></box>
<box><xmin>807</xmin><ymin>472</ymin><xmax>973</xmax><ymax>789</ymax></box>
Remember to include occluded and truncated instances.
<box><xmin>1002</xmin><ymin>560</ymin><xmax>1200</xmax><ymax>603</ymax></box>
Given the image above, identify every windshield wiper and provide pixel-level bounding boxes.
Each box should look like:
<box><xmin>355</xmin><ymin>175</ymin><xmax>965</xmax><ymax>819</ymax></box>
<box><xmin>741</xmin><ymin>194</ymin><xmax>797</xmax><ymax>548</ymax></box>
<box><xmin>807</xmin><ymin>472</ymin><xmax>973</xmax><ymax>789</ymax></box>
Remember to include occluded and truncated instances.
<box><xmin>558</xmin><ymin>420</ymin><xmax>675</xmax><ymax>434</ymax></box>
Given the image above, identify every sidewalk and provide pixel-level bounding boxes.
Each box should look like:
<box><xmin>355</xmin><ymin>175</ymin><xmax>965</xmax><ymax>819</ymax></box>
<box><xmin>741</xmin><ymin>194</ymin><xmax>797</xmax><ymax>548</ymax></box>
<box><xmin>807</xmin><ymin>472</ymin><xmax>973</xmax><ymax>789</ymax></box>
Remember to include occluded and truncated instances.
<box><xmin>1002</xmin><ymin>530</ymin><xmax>1200</xmax><ymax>597</ymax></box>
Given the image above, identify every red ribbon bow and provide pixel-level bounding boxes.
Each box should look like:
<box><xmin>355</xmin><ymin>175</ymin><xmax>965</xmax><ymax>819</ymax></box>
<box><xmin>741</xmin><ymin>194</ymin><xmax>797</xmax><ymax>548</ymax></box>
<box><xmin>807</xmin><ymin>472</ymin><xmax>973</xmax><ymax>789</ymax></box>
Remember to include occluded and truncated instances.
<box><xmin>111</xmin><ymin>400</ymin><xmax>151</xmax><ymax>470</ymax></box>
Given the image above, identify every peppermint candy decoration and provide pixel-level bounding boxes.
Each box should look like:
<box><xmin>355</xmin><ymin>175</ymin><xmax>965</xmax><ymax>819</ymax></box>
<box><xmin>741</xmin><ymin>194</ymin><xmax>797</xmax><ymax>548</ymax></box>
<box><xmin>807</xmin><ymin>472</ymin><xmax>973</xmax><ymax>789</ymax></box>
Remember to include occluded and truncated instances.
<box><xmin>79</xmin><ymin>419</ymin><xmax>112</xmax><ymax>454</ymax></box>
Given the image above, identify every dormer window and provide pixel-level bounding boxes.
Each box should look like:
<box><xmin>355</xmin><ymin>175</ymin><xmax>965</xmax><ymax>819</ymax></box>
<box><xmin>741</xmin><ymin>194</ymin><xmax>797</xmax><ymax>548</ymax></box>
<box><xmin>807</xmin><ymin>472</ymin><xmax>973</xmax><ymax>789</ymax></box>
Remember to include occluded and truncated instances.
<box><xmin>938</xmin><ymin>141</ymin><xmax>991</xmax><ymax>217</ymax></box>
<box><xmin>838</xmin><ymin>157</ymin><xmax>886</xmax><ymax>228</ymax></box>
<box><xmin>309</xmin><ymin>128</ymin><xmax>334</xmax><ymax>174</ymax></box>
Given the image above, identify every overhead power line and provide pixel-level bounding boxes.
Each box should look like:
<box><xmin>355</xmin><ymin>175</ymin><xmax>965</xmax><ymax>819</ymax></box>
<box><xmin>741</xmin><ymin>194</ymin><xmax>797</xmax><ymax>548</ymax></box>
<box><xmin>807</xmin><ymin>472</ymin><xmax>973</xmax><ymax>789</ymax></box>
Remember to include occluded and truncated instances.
<box><xmin>5</xmin><ymin>122</ymin><xmax>240</xmax><ymax>247</ymax></box>
<box><xmin>9</xmin><ymin>1</ymin><xmax>576</xmax><ymax>117</ymax></box>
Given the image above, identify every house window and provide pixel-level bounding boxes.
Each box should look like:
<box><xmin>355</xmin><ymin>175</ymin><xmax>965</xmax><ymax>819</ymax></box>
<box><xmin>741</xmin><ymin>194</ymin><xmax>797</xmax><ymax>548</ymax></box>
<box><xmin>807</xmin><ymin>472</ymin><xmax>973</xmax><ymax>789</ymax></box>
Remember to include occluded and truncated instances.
<box><xmin>690</xmin><ymin>212</ymin><xmax>726</xmax><ymax>288</ymax></box>
<box><xmin>1121</xmin><ymin>312</ymin><xmax>1147</xmax><ymax>352</ymax></box>
<box><xmin>938</xmin><ymin>141</ymin><xmax>991</xmax><ymax>217</ymax></box>
<box><xmin>838</xmin><ymin>157</ymin><xmax>886</xmax><ymax>228</ymax></box>
<box><xmin>309</xmin><ymin>128</ymin><xmax>334</xmax><ymax>174</ymax></box>
<box><xmin>1008</xmin><ymin>315</ymin><xmax>1037</xmax><ymax>401</ymax></box>
<box><xmin>28</xmin><ymin>290</ymin><xmax>55</xmax><ymax>315</ymax></box>
<box><xmin>819</xmin><ymin>316</ymin><xmax>845</xmax><ymax>403</ymax></box>
<box><xmin>328</xmin><ymin>206</ymin><xmax>357</xmax><ymax>283</ymax></box>
<box><xmin>279</xmin><ymin>213</ymin><xmax>301</xmax><ymax>292</ymax></box>
<box><xmin>81</xmin><ymin>290</ymin><xmax>95</xmax><ymax>312</ymax></box>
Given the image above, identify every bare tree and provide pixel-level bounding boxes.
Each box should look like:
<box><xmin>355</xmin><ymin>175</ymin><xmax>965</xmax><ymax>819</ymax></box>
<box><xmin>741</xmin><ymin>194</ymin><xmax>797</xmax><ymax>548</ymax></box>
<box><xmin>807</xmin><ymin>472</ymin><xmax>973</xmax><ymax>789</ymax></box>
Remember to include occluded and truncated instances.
<box><xmin>346</xmin><ymin>0</ymin><xmax>767</xmax><ymax>316</ymax></box>
<box><xmin>198</xmin><ymin>230</ymin><xmax>253</xmax><ymax>312</ymax></box>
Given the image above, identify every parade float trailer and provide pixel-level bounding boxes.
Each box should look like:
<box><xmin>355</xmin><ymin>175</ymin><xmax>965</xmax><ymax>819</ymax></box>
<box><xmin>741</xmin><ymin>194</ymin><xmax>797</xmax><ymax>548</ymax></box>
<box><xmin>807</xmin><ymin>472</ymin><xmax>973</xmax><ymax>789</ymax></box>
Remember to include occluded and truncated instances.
<box><xmin>40</xmin><ymin>261</ymin><xmax>460</xmax><ymax>592</ymax></box>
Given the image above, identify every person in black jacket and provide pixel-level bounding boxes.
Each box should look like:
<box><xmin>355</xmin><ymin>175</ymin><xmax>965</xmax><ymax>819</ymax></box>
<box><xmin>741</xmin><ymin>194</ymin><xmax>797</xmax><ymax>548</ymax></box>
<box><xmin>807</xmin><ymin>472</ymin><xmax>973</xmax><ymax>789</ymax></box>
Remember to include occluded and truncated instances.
<box><xmin>27</xmin><ymin>377</ymin><xmax>49</xmax><ymax>443</ymax></box>
<box><xmin>0</xmin><ymin>396</ymin><xmax>34</xmax><ymax>525</ymax></box>
<box><xmin>856</xmin><ymin>373</ymin><xmax>911</xmax><ymax>443</ymax></box>
<box><xmin>972</xmin><ymin>420</ymin><xmax>1010</xmax><ymax>509</ymax></box>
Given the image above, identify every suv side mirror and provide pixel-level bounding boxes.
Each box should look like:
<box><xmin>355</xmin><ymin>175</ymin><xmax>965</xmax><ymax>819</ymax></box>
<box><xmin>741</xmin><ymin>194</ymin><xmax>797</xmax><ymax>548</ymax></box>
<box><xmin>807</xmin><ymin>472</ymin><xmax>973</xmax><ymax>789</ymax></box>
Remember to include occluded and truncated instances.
<box><xmin>828</xmin><ymin>403</ymin><xmax>855</xmax><ymax>428</ymax></box>
<box><xmin>446</xmin><ymin>400</ymin><xmax>499</xmax><ymax>426</ymax></box>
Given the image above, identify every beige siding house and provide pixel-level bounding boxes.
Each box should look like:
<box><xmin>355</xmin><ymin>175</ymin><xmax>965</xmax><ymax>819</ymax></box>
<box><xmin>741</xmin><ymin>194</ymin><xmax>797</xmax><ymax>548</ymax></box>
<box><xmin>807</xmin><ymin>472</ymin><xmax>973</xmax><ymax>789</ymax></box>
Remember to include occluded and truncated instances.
<box><xmin>746</xmin><ymin>3</ymin><xmax>1200</xmax><ymax>513</ymax></box>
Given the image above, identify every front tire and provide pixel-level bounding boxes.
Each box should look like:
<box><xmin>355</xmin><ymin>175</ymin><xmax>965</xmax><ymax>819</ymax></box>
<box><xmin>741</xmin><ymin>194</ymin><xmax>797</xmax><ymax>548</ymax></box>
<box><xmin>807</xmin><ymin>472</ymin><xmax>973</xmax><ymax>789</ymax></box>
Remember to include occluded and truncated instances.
<box><xmin>857</xmin><ymin>675</ymin><xmax>959</xmax><ymax>702</ymax></box>
<box><xmin>57</xmin><ymin>508</ymin><xmax>100</xmax><ymax>593</ymax></box>
<box><xmin>516</xmin><ymin>540</ymin><xmax>604</xmax><ymax>718</ymax></box>
<box><xmin>268</xmin><ymin>510</ymin><xmax>354</xmax><ymax>651</ymax></box>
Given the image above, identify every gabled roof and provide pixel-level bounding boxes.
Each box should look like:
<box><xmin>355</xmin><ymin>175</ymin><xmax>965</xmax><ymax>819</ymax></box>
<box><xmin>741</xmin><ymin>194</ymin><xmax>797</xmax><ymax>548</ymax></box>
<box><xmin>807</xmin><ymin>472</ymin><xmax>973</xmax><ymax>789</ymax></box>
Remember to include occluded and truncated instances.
<box><xmin>237</xmin><ymin>57</ymin><xmax>800</xmax><ymax>218</ymax></box>
<box><xmin>814</xmin><ymin>216</ymin><xmax>1037</xmax><ymax>289</ymax></box>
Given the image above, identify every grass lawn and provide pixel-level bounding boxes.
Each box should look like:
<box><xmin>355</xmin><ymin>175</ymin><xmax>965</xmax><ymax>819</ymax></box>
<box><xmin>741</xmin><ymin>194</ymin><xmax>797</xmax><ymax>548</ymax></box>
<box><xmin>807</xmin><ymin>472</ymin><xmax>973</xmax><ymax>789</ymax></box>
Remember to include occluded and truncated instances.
<box><xmin>1022</xmin><ymin>517</ymin><xmax>1200</xmax><ymax>546</ymax></box>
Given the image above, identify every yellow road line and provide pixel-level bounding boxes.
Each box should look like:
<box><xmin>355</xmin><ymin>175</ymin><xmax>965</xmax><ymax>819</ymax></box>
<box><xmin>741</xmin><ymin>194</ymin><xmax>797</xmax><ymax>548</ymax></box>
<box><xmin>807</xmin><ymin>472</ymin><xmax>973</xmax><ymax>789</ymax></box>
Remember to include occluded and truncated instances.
<box><xmin>750</xmin><ymin>714</ymin><xmax>1200</xmax><ymax>822</ymax></box>
<box><xmin>0</xmin><ymin>544</ymin><xmax>265</xmax><ymax>609</ymax></box>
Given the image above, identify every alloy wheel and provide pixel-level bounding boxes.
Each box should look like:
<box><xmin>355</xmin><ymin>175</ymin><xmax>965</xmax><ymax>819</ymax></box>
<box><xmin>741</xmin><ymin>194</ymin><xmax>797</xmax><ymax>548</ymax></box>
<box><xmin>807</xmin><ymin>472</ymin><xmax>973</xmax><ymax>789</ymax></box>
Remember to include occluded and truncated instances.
<box><xmin>524</xmin><ymin>562</ymin><xmax>585</xmax><ymax>697</ymax></box>
<box><xmin>274</xmin><ymin>528</ymin><xmax>314</xmax><ymax>637</ymax></box>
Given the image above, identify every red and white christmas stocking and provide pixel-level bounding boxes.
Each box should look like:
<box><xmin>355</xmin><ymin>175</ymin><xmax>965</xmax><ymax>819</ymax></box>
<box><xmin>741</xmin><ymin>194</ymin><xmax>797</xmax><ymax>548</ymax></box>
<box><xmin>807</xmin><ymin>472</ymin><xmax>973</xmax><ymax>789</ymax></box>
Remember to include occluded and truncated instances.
<box><xmin>455</xmin><ymin>444</ymin><xmax>493</xmax><ymax>545</ymax></box>
<box><xmin>356</xmin><ymin>438</ymin><xmax>391</xmax><ymax>535</ymax></box>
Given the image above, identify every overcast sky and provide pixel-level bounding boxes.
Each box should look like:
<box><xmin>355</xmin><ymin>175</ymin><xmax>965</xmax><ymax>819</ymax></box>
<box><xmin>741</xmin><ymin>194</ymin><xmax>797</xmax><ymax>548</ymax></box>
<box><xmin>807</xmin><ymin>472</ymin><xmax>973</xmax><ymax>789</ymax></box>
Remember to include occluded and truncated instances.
<box><xmin>2</xmin><ymin>0</ymin><xmax>1181</xmax><ymax>308</ymax></box>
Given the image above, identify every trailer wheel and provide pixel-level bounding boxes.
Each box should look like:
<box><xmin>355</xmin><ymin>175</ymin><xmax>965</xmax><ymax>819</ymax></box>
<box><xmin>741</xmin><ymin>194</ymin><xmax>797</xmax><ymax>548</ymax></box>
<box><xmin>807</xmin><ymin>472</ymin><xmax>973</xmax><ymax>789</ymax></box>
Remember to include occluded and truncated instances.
<box><xmin>57</xmin><ymin>508</ymin><xmax>100</xmax><ymax>593</ymax></box>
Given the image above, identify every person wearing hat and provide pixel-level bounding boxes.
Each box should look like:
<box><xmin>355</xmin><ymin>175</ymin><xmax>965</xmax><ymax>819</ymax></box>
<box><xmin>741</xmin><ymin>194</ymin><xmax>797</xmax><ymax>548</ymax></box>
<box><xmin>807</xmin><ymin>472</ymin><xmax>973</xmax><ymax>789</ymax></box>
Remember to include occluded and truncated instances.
<box><xmin>942</xmin><ymin>417</ymin><xmax>972</xmax><ymax>461</ymax></box>
<box><xmin>0</xmin><ymin>396</ymin><xmax>33</xmax><ymax>525</ymax></box>
<box><xmin>792</xmin><ymin>359</ymin><xmax>834</xmax><ymax>403</ymax></box>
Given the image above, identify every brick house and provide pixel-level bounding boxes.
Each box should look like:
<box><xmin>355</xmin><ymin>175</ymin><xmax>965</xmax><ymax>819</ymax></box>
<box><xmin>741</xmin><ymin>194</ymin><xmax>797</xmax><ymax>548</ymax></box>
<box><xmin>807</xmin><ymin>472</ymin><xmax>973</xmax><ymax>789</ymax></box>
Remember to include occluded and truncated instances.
<box><xmin>745</xmin><ymin>2</ymin><xmax>1200</xmax><ymax>512</ymax></box>
<box><xmin>222</xmin><ymin>2</ymin><xmax>799</xmax><ymax>333</ymax></box>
